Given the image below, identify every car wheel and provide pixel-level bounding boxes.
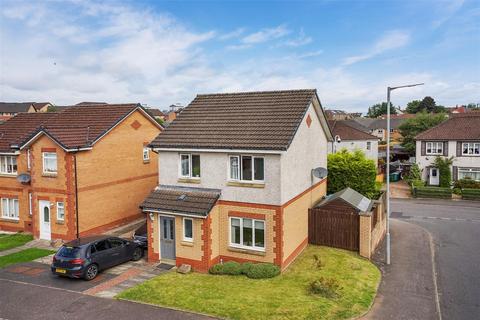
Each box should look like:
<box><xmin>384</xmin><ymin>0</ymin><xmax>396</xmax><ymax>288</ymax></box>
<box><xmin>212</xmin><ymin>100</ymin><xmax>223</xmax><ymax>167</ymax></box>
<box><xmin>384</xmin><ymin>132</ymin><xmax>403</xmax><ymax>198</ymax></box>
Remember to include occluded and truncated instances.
<box><xmin>84</xmin><ymin>264</ymin><xmax>98</xmax><ymax>281</ymax></box>
<box><xmin>132</xmin><ymin>247</ymin><xmax>143</xmax><ymax>261</ymax></box>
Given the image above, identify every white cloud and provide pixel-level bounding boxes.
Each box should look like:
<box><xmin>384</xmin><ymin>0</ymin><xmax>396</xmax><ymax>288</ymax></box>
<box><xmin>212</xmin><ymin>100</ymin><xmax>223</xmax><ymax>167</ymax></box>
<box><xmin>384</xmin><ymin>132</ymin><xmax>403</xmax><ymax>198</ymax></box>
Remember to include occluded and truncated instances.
<box><xmin>283</xmin><ymin>29</ymin><xmax>312</xmax><ymax>47</ymax></box>
<box><xmin>342</xmin><ymin>30</ymin><xmax>411</xmax><ymax>66</ymax></box>
<box><xmin>241</xmin><ymin>25</ymin><xmax>290</xmax><ymax>44</ymax></box>
<box><xmin>219</xmin><ymin>28</ymin><xmax>245</xmax><ymax>40</ymax></box>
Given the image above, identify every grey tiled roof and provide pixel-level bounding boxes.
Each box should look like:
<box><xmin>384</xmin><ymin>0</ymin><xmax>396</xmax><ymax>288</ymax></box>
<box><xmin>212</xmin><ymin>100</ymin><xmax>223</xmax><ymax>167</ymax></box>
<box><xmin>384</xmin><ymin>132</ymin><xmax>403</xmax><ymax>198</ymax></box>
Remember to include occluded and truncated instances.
<box><xmin>141</xmin><ymin>185</ymin><xmax>221</xmax><ymax>217</ymax></box>
<box><xmin>149</xmin><ymin>89</ymin><xmax>321</xmax><ymax>151</ymax></box>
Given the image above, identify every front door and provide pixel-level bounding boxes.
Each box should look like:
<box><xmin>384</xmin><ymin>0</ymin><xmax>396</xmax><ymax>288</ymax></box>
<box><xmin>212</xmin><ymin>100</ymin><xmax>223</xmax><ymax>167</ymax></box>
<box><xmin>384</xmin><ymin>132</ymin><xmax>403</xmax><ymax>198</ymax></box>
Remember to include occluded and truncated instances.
<box><xmin>39</xmin><ymin>200</ymin><xmax>51</xmax><ymax>240</ymax></box>
<box><xmin>160</xmin><ymin>217</ymin><xmax>176</xmax><ymax>260</ymax></box>
<box><xmin>429</xmin><ymin>167</ymin><xmax>440</xmax><ymax>186</ymax></box>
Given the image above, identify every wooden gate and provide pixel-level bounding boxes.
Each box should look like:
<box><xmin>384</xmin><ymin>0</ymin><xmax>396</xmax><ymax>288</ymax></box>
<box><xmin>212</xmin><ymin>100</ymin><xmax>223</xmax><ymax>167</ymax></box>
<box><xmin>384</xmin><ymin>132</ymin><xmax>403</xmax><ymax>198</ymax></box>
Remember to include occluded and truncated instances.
<box><xmin>308</xmin><ymin>208</ymin><xmax>360</xmax><ymax>251</ymax></box>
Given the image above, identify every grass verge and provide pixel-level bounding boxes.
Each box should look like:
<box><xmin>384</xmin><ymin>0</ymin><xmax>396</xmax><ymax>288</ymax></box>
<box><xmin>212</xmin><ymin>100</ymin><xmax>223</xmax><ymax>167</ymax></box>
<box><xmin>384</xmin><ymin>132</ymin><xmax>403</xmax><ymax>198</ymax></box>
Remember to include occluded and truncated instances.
<box><xmin>118</xmin><ymin>245</ymin><xmax>380</xmax><ymax>320</ymax></box>
<box><xmin>0</xmin><ymin>233</ymin><xmax>33</xmax><ymax>251</ymax></box>
<box><xmin>0</xmin><ymin>248</ymin><xmax>56</xmax><ymax>268</ymax></box>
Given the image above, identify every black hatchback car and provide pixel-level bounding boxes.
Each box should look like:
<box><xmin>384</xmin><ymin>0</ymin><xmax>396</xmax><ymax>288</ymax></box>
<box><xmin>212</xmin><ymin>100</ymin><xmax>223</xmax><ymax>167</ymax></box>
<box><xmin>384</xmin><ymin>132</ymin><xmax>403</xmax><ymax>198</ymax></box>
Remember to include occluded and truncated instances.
<box><xmin>51</xmin><ymin>235</ymin><xmax>143</xmax><ymax>280</ymax></box>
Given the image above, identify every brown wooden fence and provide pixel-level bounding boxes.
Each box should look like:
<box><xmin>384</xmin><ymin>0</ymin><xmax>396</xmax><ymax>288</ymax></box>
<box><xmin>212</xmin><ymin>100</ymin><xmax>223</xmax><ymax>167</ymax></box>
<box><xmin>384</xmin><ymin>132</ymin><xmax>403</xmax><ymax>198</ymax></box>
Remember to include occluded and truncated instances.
<box><xmin>308</xmin><ymin>208</ymin><xmax>360</xmax><ymax>251</ymax></box>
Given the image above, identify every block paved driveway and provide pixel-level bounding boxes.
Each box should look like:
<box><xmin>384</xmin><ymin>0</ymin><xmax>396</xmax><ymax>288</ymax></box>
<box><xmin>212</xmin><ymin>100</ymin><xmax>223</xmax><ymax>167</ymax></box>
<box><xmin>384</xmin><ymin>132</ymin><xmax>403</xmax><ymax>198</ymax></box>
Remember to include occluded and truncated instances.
<box><xmin>391</xmin><ymin>198</ymin><xmax>480</xmax><ymax>320</ymax></box>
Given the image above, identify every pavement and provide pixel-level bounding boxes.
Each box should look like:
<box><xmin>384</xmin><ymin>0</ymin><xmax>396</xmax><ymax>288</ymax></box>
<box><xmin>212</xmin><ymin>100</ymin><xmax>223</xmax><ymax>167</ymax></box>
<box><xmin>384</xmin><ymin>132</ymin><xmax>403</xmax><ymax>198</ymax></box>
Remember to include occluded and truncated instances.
<box><xmin>389</xmin><ymin>180</ymin><xmax>411</xmax><ymax>199</ymax></box>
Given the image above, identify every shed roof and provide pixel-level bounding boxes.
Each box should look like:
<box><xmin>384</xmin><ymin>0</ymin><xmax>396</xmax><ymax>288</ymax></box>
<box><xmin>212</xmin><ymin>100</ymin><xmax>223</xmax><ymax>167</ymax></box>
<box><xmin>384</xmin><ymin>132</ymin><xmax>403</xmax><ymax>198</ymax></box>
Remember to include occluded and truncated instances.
<box><xmin>316</xmin><ymin>187</ymin><xmax>373</xmax><ymax>212</ymax></box>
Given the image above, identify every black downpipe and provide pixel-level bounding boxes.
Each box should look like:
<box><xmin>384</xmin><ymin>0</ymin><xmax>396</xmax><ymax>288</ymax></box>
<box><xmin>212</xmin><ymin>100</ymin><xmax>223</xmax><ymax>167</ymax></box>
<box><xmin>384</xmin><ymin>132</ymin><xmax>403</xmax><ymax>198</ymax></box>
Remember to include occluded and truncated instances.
<box><xmin>74</xmin><ymin>153</ymin><xmax>80</xmax><ymax>239</ymax></box>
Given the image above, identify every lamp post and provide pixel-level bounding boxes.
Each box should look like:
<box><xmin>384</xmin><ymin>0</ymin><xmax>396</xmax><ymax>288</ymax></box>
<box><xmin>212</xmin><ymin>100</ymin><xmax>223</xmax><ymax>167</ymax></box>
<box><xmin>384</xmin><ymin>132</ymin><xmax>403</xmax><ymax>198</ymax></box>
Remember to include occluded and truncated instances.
<box><xmin>386</xmin><ymin>83</ymin><xmax>424</xmax><ymax>265</ymax></box>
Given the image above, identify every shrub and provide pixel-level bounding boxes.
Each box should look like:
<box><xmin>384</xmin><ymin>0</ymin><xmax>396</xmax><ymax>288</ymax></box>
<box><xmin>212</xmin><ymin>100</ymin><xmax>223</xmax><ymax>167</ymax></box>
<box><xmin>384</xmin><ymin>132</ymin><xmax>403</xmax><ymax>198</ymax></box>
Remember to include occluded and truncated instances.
<box><xmin>454</xmin><ymin>178</ymin><xmax>480</xmax><ymax>189</ymax></box>
<box><xmin>240</xmin><ymin>262</ymin><xmax>254</xmax><ymax>274</ymax></box>
<box><xmin>405</xmin><ymin>163</ymin><xmax>421</xmax><ymax>183</ymax></box>
<box><xmin>327</xmin><ymin>150</ymin><xmax>377</xmax><ymax>198</ymax></box>
<box><xmin>413</xmin><ymin>186</ymin><xmax>452</xmax><ymax>199</ymax></box>
<box><xmin>208</xmin><ymin>261</ymin><xmax>242</xmax><ymax>275</ymax></box>
<box><xmin>244</xmin><ymin>263</ymin><xmax>280</xmax><ymax>279</ymax></box>
<box><xmin>433</xmin><ymin>156</ymin><xmax>454</xmax><ymax>187</ymax></box>
<box><xmin>461</xmin><ymin>188</ymin><xmax>480</xmax><ymax>200</ymax></box>
<box><xmin>309</xmin><ymin>277</ymin><xmax>342</xmax><ymax>299</ymax></box>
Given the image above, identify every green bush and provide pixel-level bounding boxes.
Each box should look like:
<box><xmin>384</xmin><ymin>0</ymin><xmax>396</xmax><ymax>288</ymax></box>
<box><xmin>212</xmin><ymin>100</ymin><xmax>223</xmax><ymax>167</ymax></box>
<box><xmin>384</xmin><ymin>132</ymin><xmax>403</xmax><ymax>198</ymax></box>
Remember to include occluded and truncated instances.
<box><xmin>413</xmin><ymin>186</ymin><xmax>452</xmax><ymax>199</ymax></box>
<box><xmin>461</xmin><ymin>188</ymin><xmax>480</xmax><ymax>200</ymax></box>
<box><xmin>244</xmin><ymin>263</ymin><xmax>280</xmax><ymax>279</ymax></box>
<box><xmin>208</xmin><ymin>261</ymin><xmax>242</xmax><ymax>275</ymax></box>
<box><xmin>433</xmin><ymin>156</ymin><xmax>454</xmax><ymax>187</ymax></box>
<box><xmin>240</xmin><ymin>262</ymin><xmax>254</xmax><ymax>274</ymax></box>
<box><xmin>309</xmin><ymin>277</ymin><xmax>342</xmax><ymax>298</ymax></box>
<box><xmin>405</xmin><ymin>163</ymin><xmax>421</xmax><ymax>183</ymax></box>
<box><xmin>454</xmin><ymin>178</ymin><xmax>480</xmax><ymax>189</ymax></box>
<box><xmin>327</xmin><ymin>150</ymin><xmax>377</xmax><ymax>198</ymax></box>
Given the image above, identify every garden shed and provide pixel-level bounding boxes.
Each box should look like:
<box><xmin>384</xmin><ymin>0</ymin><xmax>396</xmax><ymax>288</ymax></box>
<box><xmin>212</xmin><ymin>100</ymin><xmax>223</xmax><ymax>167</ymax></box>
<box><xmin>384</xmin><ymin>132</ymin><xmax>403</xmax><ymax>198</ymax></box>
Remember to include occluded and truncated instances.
<box><xmin>308</xmin><ymin>187</ymin><xmax>386</xmax><ymax>259</ymax></box>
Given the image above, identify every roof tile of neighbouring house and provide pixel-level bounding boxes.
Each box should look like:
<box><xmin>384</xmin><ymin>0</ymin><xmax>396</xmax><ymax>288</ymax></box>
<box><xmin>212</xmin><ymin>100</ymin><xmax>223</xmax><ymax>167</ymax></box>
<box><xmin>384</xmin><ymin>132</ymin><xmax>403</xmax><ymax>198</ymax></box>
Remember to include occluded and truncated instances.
<box><xmin>141</xmin><ymin>185</ymin><xmax>221</xmax><ymax>217</ymax></box>
<box><xmin>0</xmin><ymin>102</ymin><xmax>35</xmax><ymax>113</ymax></box>
<box><xmin>415</xmin><ymin>112</ymin><xmax>480</xmax><ymax>141</ymax></box>
<box><xmin>0</xmin><ymin>103</ymin><xmax>150</xmax><ymax>152</ymax></box>
<box><xmin>328</xmin><ymin>120</ymin><xmax>378</xmax><ymax>140</ymax></box>
<box><xmin>149</xmin><ymin>89</ymin><xmax>320</xmax><ymax>151</ymax></box>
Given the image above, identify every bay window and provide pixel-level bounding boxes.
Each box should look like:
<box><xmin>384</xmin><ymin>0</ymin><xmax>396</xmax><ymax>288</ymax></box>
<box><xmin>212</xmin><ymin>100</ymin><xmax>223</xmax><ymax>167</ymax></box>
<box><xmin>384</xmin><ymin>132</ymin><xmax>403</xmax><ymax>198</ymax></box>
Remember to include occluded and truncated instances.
<box><xmin>426</xmin><ymin>142</ymin><xmax>443</xmax><ymax>155</ymax></box>
<box><xmin>230</xmin><ymin>217</ymin><xmax>265</xmax><ymax>251</ymax></box>
<box><xmin>1</xmin><ymin>198</ymin><xmax>19</xmax><ymax>220</ymax></box>
<box><xmin>180</xmin><ymin>154</ymin><xmax>200</xmax><ymax>178</ymax></box>
<box><xmin>0</xmin><ymin>156</ymin><xmax>17</xmax><ymax>175</ymax></box>
<box><xmin>229</xmin><ymin>155</ymin><xmax>264</xmax><ymax>182</ymax></box>
<box><xmin>462</xmin><ymin>142</ymin><xmax>480</xmax><ymax>156</ymax></box>
<box><xmin>42</xmin><ymin>152</ymin><xmax>57</xmax><ymax>174</ymax></box>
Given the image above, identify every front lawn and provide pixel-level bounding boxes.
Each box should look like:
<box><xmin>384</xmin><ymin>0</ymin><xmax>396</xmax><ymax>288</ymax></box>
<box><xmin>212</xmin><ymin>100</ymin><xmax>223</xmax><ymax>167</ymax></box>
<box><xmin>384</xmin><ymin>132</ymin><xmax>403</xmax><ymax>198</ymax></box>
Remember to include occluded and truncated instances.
<box><xmin>0</xmin><ymin>248</ymin><xmax>56</xmax><ymax>268</ymax></box>
<box><xmin>118</xmin><ymin>246</ymin><xmax>380</xmax><ymax>319</ymax></box>
<box><xmin>0</xmin><ymin>233</ymin><xmax>33</xmax><ymax>251</ymax></box>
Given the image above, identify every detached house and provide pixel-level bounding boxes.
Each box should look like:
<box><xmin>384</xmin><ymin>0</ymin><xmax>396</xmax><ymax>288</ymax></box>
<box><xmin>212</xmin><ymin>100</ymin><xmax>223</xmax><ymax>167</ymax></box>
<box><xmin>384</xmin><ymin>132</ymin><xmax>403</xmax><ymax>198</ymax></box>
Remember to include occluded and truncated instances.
<box><xmin>415</xmin><ymin>113</ymin><xmax>480</xmax><ymax>185</ymax></box>
<box><xmin>0</xmin><ymin>104</ymin><xmax>162</xmax><ymax>240</ymax></box>
<box><xmin>142</xmin><ymin>89</ymin><xmax>332</xmax><ymax>272</ymax></box>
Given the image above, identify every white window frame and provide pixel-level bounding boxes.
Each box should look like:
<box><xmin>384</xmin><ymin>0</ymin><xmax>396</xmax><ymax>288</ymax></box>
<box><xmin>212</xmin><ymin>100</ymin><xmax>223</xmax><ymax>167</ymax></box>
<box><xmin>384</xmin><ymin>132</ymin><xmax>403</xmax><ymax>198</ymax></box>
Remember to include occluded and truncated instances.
<box><xmin>426</xmin><ymin>142</ymin><xmax>443</xmax><ymax>155</ymax></box>
<box><xmin>461</xmin><ymin>142</ymin><xmax>480</xmax><ymax>156</ymax></box>
<box><xmin>1</xmin><ymin>198</ymin><xmax>19</xmax><ymax>220</ymax></box>
<box><xmin>56</xmin><ymin>202</ymin><xmax>65</xmax><ymax>221</ymax></box>
<box><xmin>143</xmin><ymin>147</ymin><xmax>150</xmax><ymax>161</ymax></box>
<box><xmin>182</xmin><ymin>218</ymin><xmax>193</xmax><ymax>242</ymax></box>
<box><xmin>458</xmin><ymin>168</ymin><xmax>480</xmax><ymax>181</ymax></box>
<box><xmin>27</xmin><ymin>149</ymin><xmax>31</xmax><ymax>170</ymax></box>
<box><xmin>28</xmin><ymin>192</ymin><xmax>32</xmax><ymax>216</ymax></box>
<box><xmin>42</xmin><ymin>152</ymin><xmax>57</xmax><ymax>174</ymax></box>
<box><xmin>229</xmin><ymin>217</ymin><xmax>265</xmax><ymax>252</ymax></box>
<box><xmin>0</xmin><ymin>156</ymin><xmax>18</xmax><ymax>175</ymax></box>
<box><xmin>228</xmin><ymin>155</ymin><xmax>265</xmax><ymax>183</ymax></box>
<box><xmin>179</xmin><ymin>153</ymin><xmax>200</xmax><ymax>179</ymax></box>
<box><xmin>366</xmin><ymin>141</ymin><xmax>371</xmax><ymax>150</ymax></box>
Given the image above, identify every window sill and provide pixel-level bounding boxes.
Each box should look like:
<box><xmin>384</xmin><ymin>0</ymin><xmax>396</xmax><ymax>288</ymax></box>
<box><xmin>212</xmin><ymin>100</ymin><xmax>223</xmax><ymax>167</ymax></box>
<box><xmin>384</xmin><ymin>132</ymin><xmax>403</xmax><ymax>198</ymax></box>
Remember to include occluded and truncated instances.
<box><xmin>178</xmin><ymin>178</ymin><xmax>201</xmax><ymax>184</ymax></box>
<box><xmin>228</xmin><ymin>246</ymin><xmax>266</xmax><ymax>256</ymax></box>
<box><xmin>0</xmin><ymin>218</ymin><xmax>19</xmax><ymax>223</ymax></box>
<box><xmin>226</xmin><ymin>181</ymin><xmax>265</xmax><ymax>188</ymax></box>
<box><xmin>180</xmin><ymin>240</ymin><xmax>194</xmax><ymax>247</ymax></box>
<box><xmin>460</xmin><ymin>154</ymin><xmax>480</xmax><ymax>157</ymax></box>
<box><xmin>143</xmin><ymin>159</ymin><xmax>150</xmax><ymax>164</ymax></box>
<box><xmin>56</xmin><ymin>220</ymin><xmax>65</xmax><ymax>225</ymax></box>
<box><xmin>425</xmin><ymin>153</ymin><xmax>443</xmax><ymax>156</ymax></box>
<box><xmin>0</xmin><ymin>173</ymin><xmax>17</xmax><ymax>178</ymax></box>
<box><xmin>42</xmin><ymin>173</ymin><xmax>58</xmax><ymax>178</ymax></box>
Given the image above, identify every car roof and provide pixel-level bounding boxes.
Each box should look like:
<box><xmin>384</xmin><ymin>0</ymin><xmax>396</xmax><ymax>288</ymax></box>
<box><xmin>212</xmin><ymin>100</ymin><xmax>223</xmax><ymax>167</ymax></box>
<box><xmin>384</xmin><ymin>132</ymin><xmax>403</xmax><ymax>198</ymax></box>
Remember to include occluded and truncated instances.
<box><xmin>63</xmin><ymin>235</ymin><xmax>113</xmax><ymax>247</ymax></box>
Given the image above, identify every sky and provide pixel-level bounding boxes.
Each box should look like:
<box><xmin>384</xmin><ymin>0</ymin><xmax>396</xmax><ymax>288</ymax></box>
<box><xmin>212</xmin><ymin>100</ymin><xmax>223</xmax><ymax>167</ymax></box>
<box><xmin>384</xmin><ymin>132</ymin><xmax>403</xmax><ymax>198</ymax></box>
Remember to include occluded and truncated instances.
<box><xmin>0</xmin><ymin>0</ymin><xmax>479</xmax><ymax>113</ymax></box>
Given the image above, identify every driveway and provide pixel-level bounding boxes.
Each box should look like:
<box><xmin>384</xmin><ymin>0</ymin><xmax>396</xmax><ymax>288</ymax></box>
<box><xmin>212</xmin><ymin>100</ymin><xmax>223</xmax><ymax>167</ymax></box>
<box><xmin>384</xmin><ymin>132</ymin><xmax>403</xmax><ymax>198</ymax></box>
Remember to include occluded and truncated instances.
<box><xmin>391</xmin><ymin>199</ymin><xmax>480</xmax><ymax>320</ymax></box>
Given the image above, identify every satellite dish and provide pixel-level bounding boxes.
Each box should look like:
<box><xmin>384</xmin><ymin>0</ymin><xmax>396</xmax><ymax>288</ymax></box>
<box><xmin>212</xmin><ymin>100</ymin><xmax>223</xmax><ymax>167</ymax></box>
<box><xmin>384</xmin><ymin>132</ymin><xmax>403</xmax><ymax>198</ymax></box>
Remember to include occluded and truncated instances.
<box><xmin>16</xmin><ymin>173</ymin><xmax>31</xmax><ymax>184</ymax></box>
<box><xmin>312</xmin><ymin>167</ymin><xmax>328</xmax><ymax>179</ymax></box>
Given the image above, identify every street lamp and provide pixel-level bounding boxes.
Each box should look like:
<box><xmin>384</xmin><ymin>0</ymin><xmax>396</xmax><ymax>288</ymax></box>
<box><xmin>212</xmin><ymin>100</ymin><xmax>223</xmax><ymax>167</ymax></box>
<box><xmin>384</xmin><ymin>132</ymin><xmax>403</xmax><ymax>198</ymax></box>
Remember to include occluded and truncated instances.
<box><xmin>386</xmin><ymin>83</ymin><xmax>424</xmax><ymax>265</ymax></box>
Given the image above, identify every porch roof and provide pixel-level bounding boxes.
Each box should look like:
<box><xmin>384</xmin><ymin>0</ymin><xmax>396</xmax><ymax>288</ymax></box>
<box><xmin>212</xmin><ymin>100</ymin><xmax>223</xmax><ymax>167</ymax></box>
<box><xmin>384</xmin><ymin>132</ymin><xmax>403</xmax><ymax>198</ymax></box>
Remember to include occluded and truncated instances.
<box><xmin>141</xmin><ymin>185</ymin><xmax>221</xmax><ymax>218</ymax></box>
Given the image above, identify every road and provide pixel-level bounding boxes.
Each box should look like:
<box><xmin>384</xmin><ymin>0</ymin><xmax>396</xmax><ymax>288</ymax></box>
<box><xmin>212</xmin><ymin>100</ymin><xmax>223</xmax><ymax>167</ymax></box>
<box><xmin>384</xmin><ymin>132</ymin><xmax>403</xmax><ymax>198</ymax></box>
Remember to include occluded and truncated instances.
<box><xmin>391</xmin><ymin>199</ymin><xmax>480</xmax><ymax>320</ymax></box>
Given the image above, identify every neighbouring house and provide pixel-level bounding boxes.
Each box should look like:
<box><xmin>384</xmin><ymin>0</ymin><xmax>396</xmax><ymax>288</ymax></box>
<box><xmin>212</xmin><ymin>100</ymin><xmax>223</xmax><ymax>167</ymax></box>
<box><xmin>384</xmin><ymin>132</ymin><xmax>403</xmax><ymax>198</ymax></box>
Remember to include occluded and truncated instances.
<box><xmin>329</xmin><ymin>120</ymin><xmax>379</xmax><ymax>166</ymax></box>
<box><xmin>0</xmin><ymin>102</ymin><xmax>38</xmax><ymax>121</ymax></box>
<box><xmin>415</xmin><ymin>113</ymin><xmax>480</xmax><ymax>185</ymax></box>
<box><xmin>32</xmin><ymin>102</ymin><xmax>54</xmax><ymax>113</ymax></box>
<box><xmin>145</xmin><ymin>108</ymin><xmax>165</xmax><ymax>121</ymax></box>
<box><xmin>0</xmin><ymin>104</ymin><xmax>162</xmax><ymax>241</ymax></box>
<box><xmin>141</xmin><ymin>89</ymin><xmax>333</xmax><ymax>272</ymax></box>
<box><xmin>352</xmin><ymin>116</ymin><xmax>411</xmax><ymax>142</ymax></box>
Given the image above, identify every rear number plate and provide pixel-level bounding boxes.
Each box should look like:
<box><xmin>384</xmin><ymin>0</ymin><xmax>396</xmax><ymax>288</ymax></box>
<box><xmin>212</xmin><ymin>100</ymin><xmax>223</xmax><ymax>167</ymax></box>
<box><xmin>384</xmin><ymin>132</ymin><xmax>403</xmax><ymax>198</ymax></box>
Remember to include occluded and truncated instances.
<box><xmin>56</xmin><ymin>268</ymin><xmax>66</xmax><ymax>274</ymax></box>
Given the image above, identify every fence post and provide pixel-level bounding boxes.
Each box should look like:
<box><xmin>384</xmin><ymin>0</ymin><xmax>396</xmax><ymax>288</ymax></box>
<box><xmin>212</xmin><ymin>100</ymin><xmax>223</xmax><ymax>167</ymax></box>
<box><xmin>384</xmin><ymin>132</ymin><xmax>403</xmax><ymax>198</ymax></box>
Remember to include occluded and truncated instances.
<box><xmin>359</xmin><ymin>214</ymin><xmax>372</xmax><ymax>259</ymax></box>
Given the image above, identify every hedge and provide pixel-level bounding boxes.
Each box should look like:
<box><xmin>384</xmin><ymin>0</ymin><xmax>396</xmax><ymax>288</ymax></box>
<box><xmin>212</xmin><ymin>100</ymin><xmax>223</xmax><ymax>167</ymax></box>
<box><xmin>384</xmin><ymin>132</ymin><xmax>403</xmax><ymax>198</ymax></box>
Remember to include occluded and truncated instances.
<box><xmin>461</xmin><ymin>188</ymin><xmax>480</xmax><ymax>200</ymax></box>
<box><xmin>412</xmin><ymin>186</ymin><xmax>452</xmax><ymax>199</ymax></box>
<box><xmin>209</xmin><ymin>261</ymin><xmax>280</xmax><ymax>279</ymax></box>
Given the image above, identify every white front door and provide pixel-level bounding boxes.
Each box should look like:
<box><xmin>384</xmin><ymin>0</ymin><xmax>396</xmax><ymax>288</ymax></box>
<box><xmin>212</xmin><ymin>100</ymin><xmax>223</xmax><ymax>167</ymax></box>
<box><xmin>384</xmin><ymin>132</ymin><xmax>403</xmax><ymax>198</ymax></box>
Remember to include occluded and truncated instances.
<box><xmin>39</xmin><ymin>200</ymin><xmax>51</xmax><ymax>240</ymax></box>
<box><xmin>429</xmin><ymin>167</ymin><xmax>440</xmax><ymax>186</ymax></box>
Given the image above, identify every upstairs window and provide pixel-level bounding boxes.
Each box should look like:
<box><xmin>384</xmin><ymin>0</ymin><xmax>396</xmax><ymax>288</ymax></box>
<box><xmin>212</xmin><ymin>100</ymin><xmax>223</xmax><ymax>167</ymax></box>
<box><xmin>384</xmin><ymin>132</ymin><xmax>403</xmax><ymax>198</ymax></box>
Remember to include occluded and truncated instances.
<box><xmin>1</xmin><ymin>198</ymin><xmax>19</xmax><ymax>220</ymax></box>
<box><xmin>229</xmin><ymin>155</ymin><xmax>264</xmax><ymax>182</ymax></box>
<box><xmin>42</xmin><ymin>152</ymin><xmax>57</xmax><ymax>174</ymax></box>
<box><xmin>426</xmin><ymin>142</ymin><xmax>443</xmax><ymax>155</ymax></box>
<box><xmin>462</xmin><ymin>142</ymin><xmax>480</xmax><ymax>156</ymax></box>
<box><xmin>0</xmin><ymin>156</ymin><xmax>17</xmax><ymax>175</ymax></box>
<box><xmin>179</xmin><ymin>154</ymin><xmax>200</xmax><ymax>178</ymax></box>
<box><xmin>366</xmin><ymin>142</ymin><xmax>371</xmax><ymax>150</ymax></box>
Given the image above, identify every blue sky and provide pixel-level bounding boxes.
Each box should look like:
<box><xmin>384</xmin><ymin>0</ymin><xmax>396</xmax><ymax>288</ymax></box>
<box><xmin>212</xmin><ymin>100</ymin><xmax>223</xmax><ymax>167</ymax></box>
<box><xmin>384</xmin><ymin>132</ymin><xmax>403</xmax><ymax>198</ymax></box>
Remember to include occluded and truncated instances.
<box><xmin>0</xmin><ymin>0</ymin><xmax>479</xmax><ymax>112</ymax></box>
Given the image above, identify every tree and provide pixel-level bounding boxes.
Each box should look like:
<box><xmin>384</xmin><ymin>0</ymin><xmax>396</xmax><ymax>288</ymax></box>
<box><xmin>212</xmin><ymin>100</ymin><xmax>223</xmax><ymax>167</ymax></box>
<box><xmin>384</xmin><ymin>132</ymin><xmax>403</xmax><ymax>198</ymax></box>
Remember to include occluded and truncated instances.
<box><xmin>327</xmin><ymin>149</ymin><xmax>377</xmax><ymax>198</ymax></box>
<box><xmin>405</xmin><ymin>100</ymin><xmax>421</xmax><ymax>114</ymax></box>
<box><xmin>433</xmin><ymin>156</ymin><xmax>454</xmax><ymax>187</ymax></box>
<box><xmin>399</xmin><ymin>112</ymin><xmax>448</xmax><ymax>154</ymax></box>
<box><xmin>366</xmin><ymin>102</ymin><xmax>397</xmax><ymax>118</ymax></box>
<box><xmin>46</xmin><ymin>105</ymin><xmax>58</xmax><ymax>112</ymax></box>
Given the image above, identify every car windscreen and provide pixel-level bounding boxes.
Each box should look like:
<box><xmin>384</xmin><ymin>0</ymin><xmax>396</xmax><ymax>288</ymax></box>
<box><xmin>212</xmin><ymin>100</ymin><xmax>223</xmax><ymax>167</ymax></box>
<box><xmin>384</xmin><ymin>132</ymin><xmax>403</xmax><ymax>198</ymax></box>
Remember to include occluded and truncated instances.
<box><xmin>57</xmin><ymin>246</ymin><xmax>82</xmax><ymax>258</ymax></box>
